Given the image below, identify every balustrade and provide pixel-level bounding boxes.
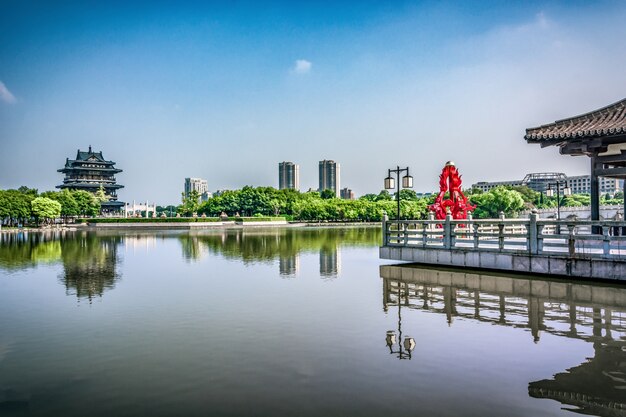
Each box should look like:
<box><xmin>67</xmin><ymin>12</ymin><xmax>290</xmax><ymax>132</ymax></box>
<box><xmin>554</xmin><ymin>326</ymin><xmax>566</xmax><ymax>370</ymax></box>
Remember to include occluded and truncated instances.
<box><xmin>382</xmin><ymin>213</ymin><xmax>626</xmax><ymax>260</ymax></box>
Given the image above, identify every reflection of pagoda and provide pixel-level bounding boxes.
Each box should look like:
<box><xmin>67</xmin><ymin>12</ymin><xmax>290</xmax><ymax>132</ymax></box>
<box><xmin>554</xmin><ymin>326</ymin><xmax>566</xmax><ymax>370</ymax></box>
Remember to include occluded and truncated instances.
<box><xmin>60</xmin><ymin>234</ymin><xmax>121</xmax><ymax>300</ymax></box>
<box><xmin>529</xmin><ymin>340</ymin><xmax>626</xmax><ymax>416</ymax></box>
<box><xmin>57</xmin><ymin>146</ymin><xmax>124</xmax><ymax>213</ymax></box>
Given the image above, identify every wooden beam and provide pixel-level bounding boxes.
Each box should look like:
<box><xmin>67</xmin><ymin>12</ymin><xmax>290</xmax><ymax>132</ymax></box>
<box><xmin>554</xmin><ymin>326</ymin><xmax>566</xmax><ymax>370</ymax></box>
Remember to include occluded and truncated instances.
<box><xmin>594</xmin><ymin>167</ymin><xmax>626</xmax><ymax>177</ymax></box>
<box><xmin>595</xmin><ymin>153</ymin><xmax>626</xmax><ymax>164</ymax></box>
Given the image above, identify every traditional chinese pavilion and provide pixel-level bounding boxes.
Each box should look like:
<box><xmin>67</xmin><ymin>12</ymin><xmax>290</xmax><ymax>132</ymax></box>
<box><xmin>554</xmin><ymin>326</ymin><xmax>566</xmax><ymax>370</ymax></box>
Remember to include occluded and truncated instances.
<box><xmin>57</xmin><ymin>146</ymin><xmax>124</xmax><ymax>213</ymax></box>
<box><xmin>525</xmin><ymin>98</ymin><xmax>626</xmax><ymax>221</ymax></box>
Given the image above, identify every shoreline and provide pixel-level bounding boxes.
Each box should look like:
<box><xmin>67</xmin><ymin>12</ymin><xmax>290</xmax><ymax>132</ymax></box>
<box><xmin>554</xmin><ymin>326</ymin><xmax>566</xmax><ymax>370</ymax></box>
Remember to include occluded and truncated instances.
<box><xmin>0</xmin><ymin>221</ymin><xmax>382</xmax><ymax>233</ymax></box>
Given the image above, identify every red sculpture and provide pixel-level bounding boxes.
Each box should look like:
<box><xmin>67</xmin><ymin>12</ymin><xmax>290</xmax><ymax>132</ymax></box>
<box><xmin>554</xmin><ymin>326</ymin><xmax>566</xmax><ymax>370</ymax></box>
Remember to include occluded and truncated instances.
<box><xmin>429</xmin><ymin>161</ymin><xmax>475</xmax><ymax>220</ymax></box>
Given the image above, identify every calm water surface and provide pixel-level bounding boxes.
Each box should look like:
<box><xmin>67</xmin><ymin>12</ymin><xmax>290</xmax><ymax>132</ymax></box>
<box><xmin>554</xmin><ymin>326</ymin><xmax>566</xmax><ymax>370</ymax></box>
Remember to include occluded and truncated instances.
<box><xmin>0</xmin><ymin>227</ymin><xmax>624</xmax><ymax>417</ymax></box>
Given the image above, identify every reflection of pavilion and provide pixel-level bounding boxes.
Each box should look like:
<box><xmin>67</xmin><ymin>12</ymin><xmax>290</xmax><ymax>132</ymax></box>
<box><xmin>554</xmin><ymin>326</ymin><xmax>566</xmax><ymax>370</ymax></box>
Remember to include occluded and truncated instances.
<box><xmin>61</xmin><ymin>234</ymin><xmax>122</xmax><ymax>301</ymax></box>
<box><xmin>319</xmin><ymin>246</ymin><xmax>341</xmax><ymax>278</ymax></box>
<box><xmin>380</xmin><ymin>265</ymin><xmax>626</xmax><ymax>415</ymax></box>
<box><xmin>529</xmin><ymin>340</ymin><xmax>626</xmax><ymax>416</ymax></box>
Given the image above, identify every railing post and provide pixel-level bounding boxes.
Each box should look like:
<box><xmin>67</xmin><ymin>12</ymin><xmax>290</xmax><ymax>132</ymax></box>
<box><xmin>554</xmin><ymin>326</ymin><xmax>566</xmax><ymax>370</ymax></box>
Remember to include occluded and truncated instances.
<box><xmin>422</xmin><ymin>221</ymin><xmax>428</xmax><ymax>247</ymax></box>
<box><xmin>602</xmin><ymin>225</ymin><xmax>611</xmax><ymax>257</ymax></box>
<box><xmin>529</xmin><ymin>212</ymin><xmax>538</xmax><ymax>254</ymax></box>
<box><xmin>537</xmin><ymin>223</ymin><xmax>544</xmax><ymax>254</ymax></box>
<box><xmin>567</xmin><ymin>224</ymin><xmax>576</xmax><ymax>257</ymax></box>
<box><xmin>473</xmin><ymin>222</ymin><xmax>479</xmax><ymax>249</ymax></box>
<box><xmin>382</xmin><ymin>212</ymin><xmax>388</xmax><ymax>246</ymax></box>
<box><xmin>444</xmin><ymin>213</ymin><xmax>452</xmax><ymax>249</ymax></box>
<box><xmin>403</xmin><ymin>221</ymin><xmax>409</xmax><ymax>246</ymax></box>
<box><xmin>498</xmin><ymin>212</ymin><xmax>505</xmax><ymax>250</ymax></box>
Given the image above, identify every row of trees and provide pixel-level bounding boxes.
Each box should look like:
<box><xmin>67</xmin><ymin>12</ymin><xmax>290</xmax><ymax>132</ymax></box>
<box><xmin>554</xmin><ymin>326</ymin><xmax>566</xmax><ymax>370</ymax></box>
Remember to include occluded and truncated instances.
<box><xmin>175</xmin><ymin>185</ymin><xmax>529</xmax><ymax>221</ymax></box>
<box><xmin>0</xmin><ymin>187</ymin><xmax>105</xmax><ymax>226</ymax></box>
<box><xmin>2</xmin><ymin>183</ymin><xmax>622</xmax><ymax>226</ymax></box>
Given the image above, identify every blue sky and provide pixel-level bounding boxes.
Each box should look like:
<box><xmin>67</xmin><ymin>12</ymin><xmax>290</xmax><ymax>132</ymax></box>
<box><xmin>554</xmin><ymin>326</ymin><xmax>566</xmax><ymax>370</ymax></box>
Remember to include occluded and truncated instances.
<box><xmin>1</xmin><ymin>1</ymin><xmax>625</xmax><ymax>204</ymax></box>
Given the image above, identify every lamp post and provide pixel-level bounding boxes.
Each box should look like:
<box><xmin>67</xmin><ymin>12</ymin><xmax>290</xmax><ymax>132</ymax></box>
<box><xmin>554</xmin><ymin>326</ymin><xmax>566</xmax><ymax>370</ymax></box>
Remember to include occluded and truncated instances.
<box><xmin>545</xmin><ymin>181</ymin><xmax>572</xmax><ymax>221</ymax></box>
<box><xmin>385</xmin><ymin>285</ymin><xmax>416</xmax><ymax>360</ymax></box>
<box><xmin>384</xmin><ymin>166</ymin><xmax>413</xmax><ymax>220</ymax></box>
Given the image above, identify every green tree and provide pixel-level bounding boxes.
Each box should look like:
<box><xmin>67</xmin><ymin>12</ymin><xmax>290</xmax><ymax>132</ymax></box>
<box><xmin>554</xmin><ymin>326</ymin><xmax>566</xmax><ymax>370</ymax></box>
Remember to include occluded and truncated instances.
<box><xmin>31</xmin><ymin>197</ymin><xmax>61</xmax><ymax>225</ymax></box>
<box><xmin>41</xmin><ymin>190</ymin><xmax>79</xmax><ymax>219</ymax></box>
<box><xmin>0</xmin><ymin>189</ymin><xmax>35</xmax><ymax>226</ymax></box>
<box><xmin>375</xmin><ymin>190</ymin><xmax>393</xmax><ymax>201</ymax></box>
<box><xmin>95</xmin><ymin>185</ymin><xmax>108</xmax><ymax>203</ymax></box>
<box><xmin>320</xmin><ymin>189</ymin><xmax>336</xmax><ymax>200</ymax></box>
<box><xmin>72</xmin><ymin>190</ymin><xmax>100</xmax><ymax>217</ymax></box>
<box><xmin>470</xmin><ymin>187</ymin><xmax>525</xmax><ymax>218</ymax></box>
<box><xmin>179</xmin><ymin>190</ymin><xmax>200</xmax><ymax>216</ymax></box>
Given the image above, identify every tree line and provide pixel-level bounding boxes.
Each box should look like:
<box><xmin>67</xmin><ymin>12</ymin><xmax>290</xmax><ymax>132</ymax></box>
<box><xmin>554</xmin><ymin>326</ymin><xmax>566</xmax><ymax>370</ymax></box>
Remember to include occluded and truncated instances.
<box><xmin>2</xmin><ymin>183</ymin><xmax>622</xmax><ymax>226</ymax></box>
<box><xmin>0</xmin><ymin>187</ymin><xmax>105</xmax><ymax>226</ymax></box>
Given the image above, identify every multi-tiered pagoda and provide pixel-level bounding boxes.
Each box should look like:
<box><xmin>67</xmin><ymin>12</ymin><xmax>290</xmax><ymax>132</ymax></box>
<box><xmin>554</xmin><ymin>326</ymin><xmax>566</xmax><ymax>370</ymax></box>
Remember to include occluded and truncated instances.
<box><xmin>57</xmin><ymin>146</ymin><xmax>124</xmax><ymax>213</ymax></box>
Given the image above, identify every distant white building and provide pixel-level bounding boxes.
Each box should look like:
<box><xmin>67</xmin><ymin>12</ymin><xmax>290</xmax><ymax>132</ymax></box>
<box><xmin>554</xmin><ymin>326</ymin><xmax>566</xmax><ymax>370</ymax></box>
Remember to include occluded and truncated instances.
<box><xmin>184</xmin><ymin>178</ymin><xmax>211</xmax><ymax>201</ymax></box>
<box><xmin>472</xmin><ymin>172</ymin><xmax>623</xmax><ymax>195</ymax></box>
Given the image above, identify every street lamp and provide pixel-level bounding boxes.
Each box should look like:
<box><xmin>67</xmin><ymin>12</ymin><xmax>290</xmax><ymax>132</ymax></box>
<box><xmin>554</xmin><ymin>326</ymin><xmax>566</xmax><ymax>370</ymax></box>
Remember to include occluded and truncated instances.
<box><xmin>384</xmin><ymin>166</ymin><xmax>413</xmax><ymax>220</ymax></box>
<box><xmin>545</xmin><ymin>181</ymin><xmax>572</xmax><ymax>221</ymax></box>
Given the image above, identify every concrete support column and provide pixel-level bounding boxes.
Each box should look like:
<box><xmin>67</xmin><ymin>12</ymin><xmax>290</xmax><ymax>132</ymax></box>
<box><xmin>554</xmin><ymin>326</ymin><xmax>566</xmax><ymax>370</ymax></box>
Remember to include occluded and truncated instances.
<box><xmin>382</xmin><ymin>212</ymin><xmax>388</xmax><ymax>246</ymax></box>
<box><xmin>444</xmin><ymin>214</ymin><xmax>452</xmax><ymax>249</ymax></box>
<box><xmin>529</xmin><ymin>212</ymin><xmax>538</xmax><ymax>254</ymax></box>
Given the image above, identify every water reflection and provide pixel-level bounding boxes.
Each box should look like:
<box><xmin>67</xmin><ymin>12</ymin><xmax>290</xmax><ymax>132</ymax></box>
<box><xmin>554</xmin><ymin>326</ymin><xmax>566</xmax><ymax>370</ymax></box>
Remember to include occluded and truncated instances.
<box><xmin>0</xmin><ymin>231</ymin><xmax>64</xmax><ymax>270</ymax></box>
<box><xmin>60</xmin><ymin>234</ymin><xmax>122</xmax><ymax>301</ymax></box>
<box><xmin>177</xmin><ymin>227</ymin><xmax>377</xmax><ymax>277</ymax></box>
<box><xmin>380</xmin><ymin>265</ymin><xmax>626</xmax><ymax>415</ymax></box>
<box><xmin>279</xmin><ymin>254</ymin><xmax>299</xmax><ymax>277</ymax></box>
<box><xmin>319</xmin><ymin>245</ymin><xmax>340</xmax><ymax>278</ymax></box>
<box><xmin>0</xmin><ymin>231</ymin><xmax>123</xmax><ymax>301</ymax></box>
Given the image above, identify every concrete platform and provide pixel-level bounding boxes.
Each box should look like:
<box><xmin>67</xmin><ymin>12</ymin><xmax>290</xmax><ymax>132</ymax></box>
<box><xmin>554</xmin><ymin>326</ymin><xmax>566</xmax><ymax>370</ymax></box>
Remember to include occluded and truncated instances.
<box><xmin>380</xmin><ymin>246</ymin><xmax>626</xmax><ymax>281</ymax></box>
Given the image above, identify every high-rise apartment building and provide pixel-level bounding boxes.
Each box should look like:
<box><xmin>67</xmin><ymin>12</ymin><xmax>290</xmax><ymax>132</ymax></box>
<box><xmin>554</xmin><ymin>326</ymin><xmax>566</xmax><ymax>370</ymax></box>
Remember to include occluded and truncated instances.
<box><xmin>278</xmin><ymin>162</ymin><xmax>300</xmax><ymax>190</ymax></box>
<box><xmin>184</xmin><ymin>178</ymin><xmax>210</xmax><ymax>201</ymax></box>
<box><xmin>319</xmin><ymin>160</ymin><xmax>340</xmax><ymax>197</ymax></box>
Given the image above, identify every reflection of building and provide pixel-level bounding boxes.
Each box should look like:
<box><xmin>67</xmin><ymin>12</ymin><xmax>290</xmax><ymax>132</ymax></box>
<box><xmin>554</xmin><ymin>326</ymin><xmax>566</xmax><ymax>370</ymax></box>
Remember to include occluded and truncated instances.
<box><xmin>319</xmin><ymin>246</ymin><xmax>341</xmax><ymax>277</ymax></box>
<box><xmin>184</xmin><ymin>177</ymin><xmax>211</xmax><ymax>201</ymax></box>
<box><xmin>319</xmin><ymin>160</ymin><xmax>340</xmax><ymax>197</ymax></box>
<box><xmin>57</xmin><ymin>146</ymin><xmax>124</xmax><ymax>213</ymax></box>
<box><xmin>279</xmin><ymin>254</ymin><xmax>300</xmax><ymax>277</ymax></box>
<box><xmin>380</xmin><ymin>265</ymin><xmax>626</xmax><ymax>414</ymax></box>
<box><xmin>278</xmin><ymin>162</ymin><xmax>300</xmax><ymax>190</ymax></box>
<box><xmin>61</xmin><ymin>234</ymin><xmax>122</xmax><ymax>300</ymax></box>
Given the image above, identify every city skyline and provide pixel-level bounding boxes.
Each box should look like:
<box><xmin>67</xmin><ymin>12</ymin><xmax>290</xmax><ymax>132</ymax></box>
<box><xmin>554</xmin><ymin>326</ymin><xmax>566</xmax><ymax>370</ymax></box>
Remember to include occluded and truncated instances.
<box><xmin>1</xmin><ymin>2</ymin><xmax>626</xmax><ymax>204</ymax></box>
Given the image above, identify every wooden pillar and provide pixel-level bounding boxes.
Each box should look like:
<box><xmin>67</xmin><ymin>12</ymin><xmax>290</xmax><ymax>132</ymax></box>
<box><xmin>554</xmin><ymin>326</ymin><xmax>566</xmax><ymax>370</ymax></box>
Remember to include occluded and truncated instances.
<box><xmin>590</xmin><ymin>156</ymin><xmax>600</xmax><ymax>234</ymax></box>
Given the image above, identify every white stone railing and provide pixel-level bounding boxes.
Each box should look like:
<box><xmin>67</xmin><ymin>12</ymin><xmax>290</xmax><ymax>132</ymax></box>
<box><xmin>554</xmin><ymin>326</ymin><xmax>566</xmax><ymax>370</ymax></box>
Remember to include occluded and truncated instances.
<box><xmin>382</xmin><ymin>214</ymin><xmax>626</xmax><ymax>260</ymax></box>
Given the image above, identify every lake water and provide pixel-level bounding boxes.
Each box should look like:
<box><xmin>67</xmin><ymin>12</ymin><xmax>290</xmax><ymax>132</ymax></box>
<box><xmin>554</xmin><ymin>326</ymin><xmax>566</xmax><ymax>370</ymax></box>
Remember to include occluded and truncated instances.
<box><xmin>0</xmin><ymin>227</ymin><xmax>625</xmax><ymax>417</ymax></box>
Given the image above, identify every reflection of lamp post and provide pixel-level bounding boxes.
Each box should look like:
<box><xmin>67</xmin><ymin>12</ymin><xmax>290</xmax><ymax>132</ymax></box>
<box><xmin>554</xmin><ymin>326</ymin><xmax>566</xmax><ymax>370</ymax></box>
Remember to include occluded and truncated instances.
<box><xmin>545</xmin><ymin>181</ymin><xmax>572</xmax><ymax>221</ymax></box>
<box><xmin>384</xmin><ymin>166</ymin><xmax>413</xmax><ymax>220</ymax></box>
<box><xmin>385</xmin><ymin>285</ymin><xmax>416</xmax><ymax>360</ymax></box>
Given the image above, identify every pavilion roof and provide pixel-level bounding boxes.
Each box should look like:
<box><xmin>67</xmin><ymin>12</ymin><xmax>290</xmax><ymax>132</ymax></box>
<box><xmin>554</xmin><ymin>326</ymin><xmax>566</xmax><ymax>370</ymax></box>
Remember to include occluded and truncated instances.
<box><xmin>525</xmin><ymin>98</ymin><xmax>626</xmax><ymax>144</ymax></box>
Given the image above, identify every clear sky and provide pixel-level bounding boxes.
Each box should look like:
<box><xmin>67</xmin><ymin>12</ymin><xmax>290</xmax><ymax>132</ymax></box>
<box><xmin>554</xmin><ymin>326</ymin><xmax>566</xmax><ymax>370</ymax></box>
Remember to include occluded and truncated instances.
<box><xmin>1</xmin><ymin>1</ymin><xmax>625</xmax><ymax>204</ymax></box>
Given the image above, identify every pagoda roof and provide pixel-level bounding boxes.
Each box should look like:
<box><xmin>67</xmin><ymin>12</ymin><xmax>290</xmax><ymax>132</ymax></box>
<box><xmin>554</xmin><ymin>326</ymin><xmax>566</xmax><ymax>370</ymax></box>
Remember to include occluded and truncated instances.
<box><xmin>64</xmin><ymin>146</ymin><xmax>117</xmax><ymax>165</ymax></box>
<box><xmin>57</xmin><ymin>183</ymin><xmax>124</xmax><ymax>189</ymax></box>
<box><xmin>525</xmin><ymin>98</ymin><xmax>626</xmax><ymax>145</ymax></box>
<box><xmin>57</xmin><ymin>166</ymin><xmax>122</xmax><ymax>173</ymax></box>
